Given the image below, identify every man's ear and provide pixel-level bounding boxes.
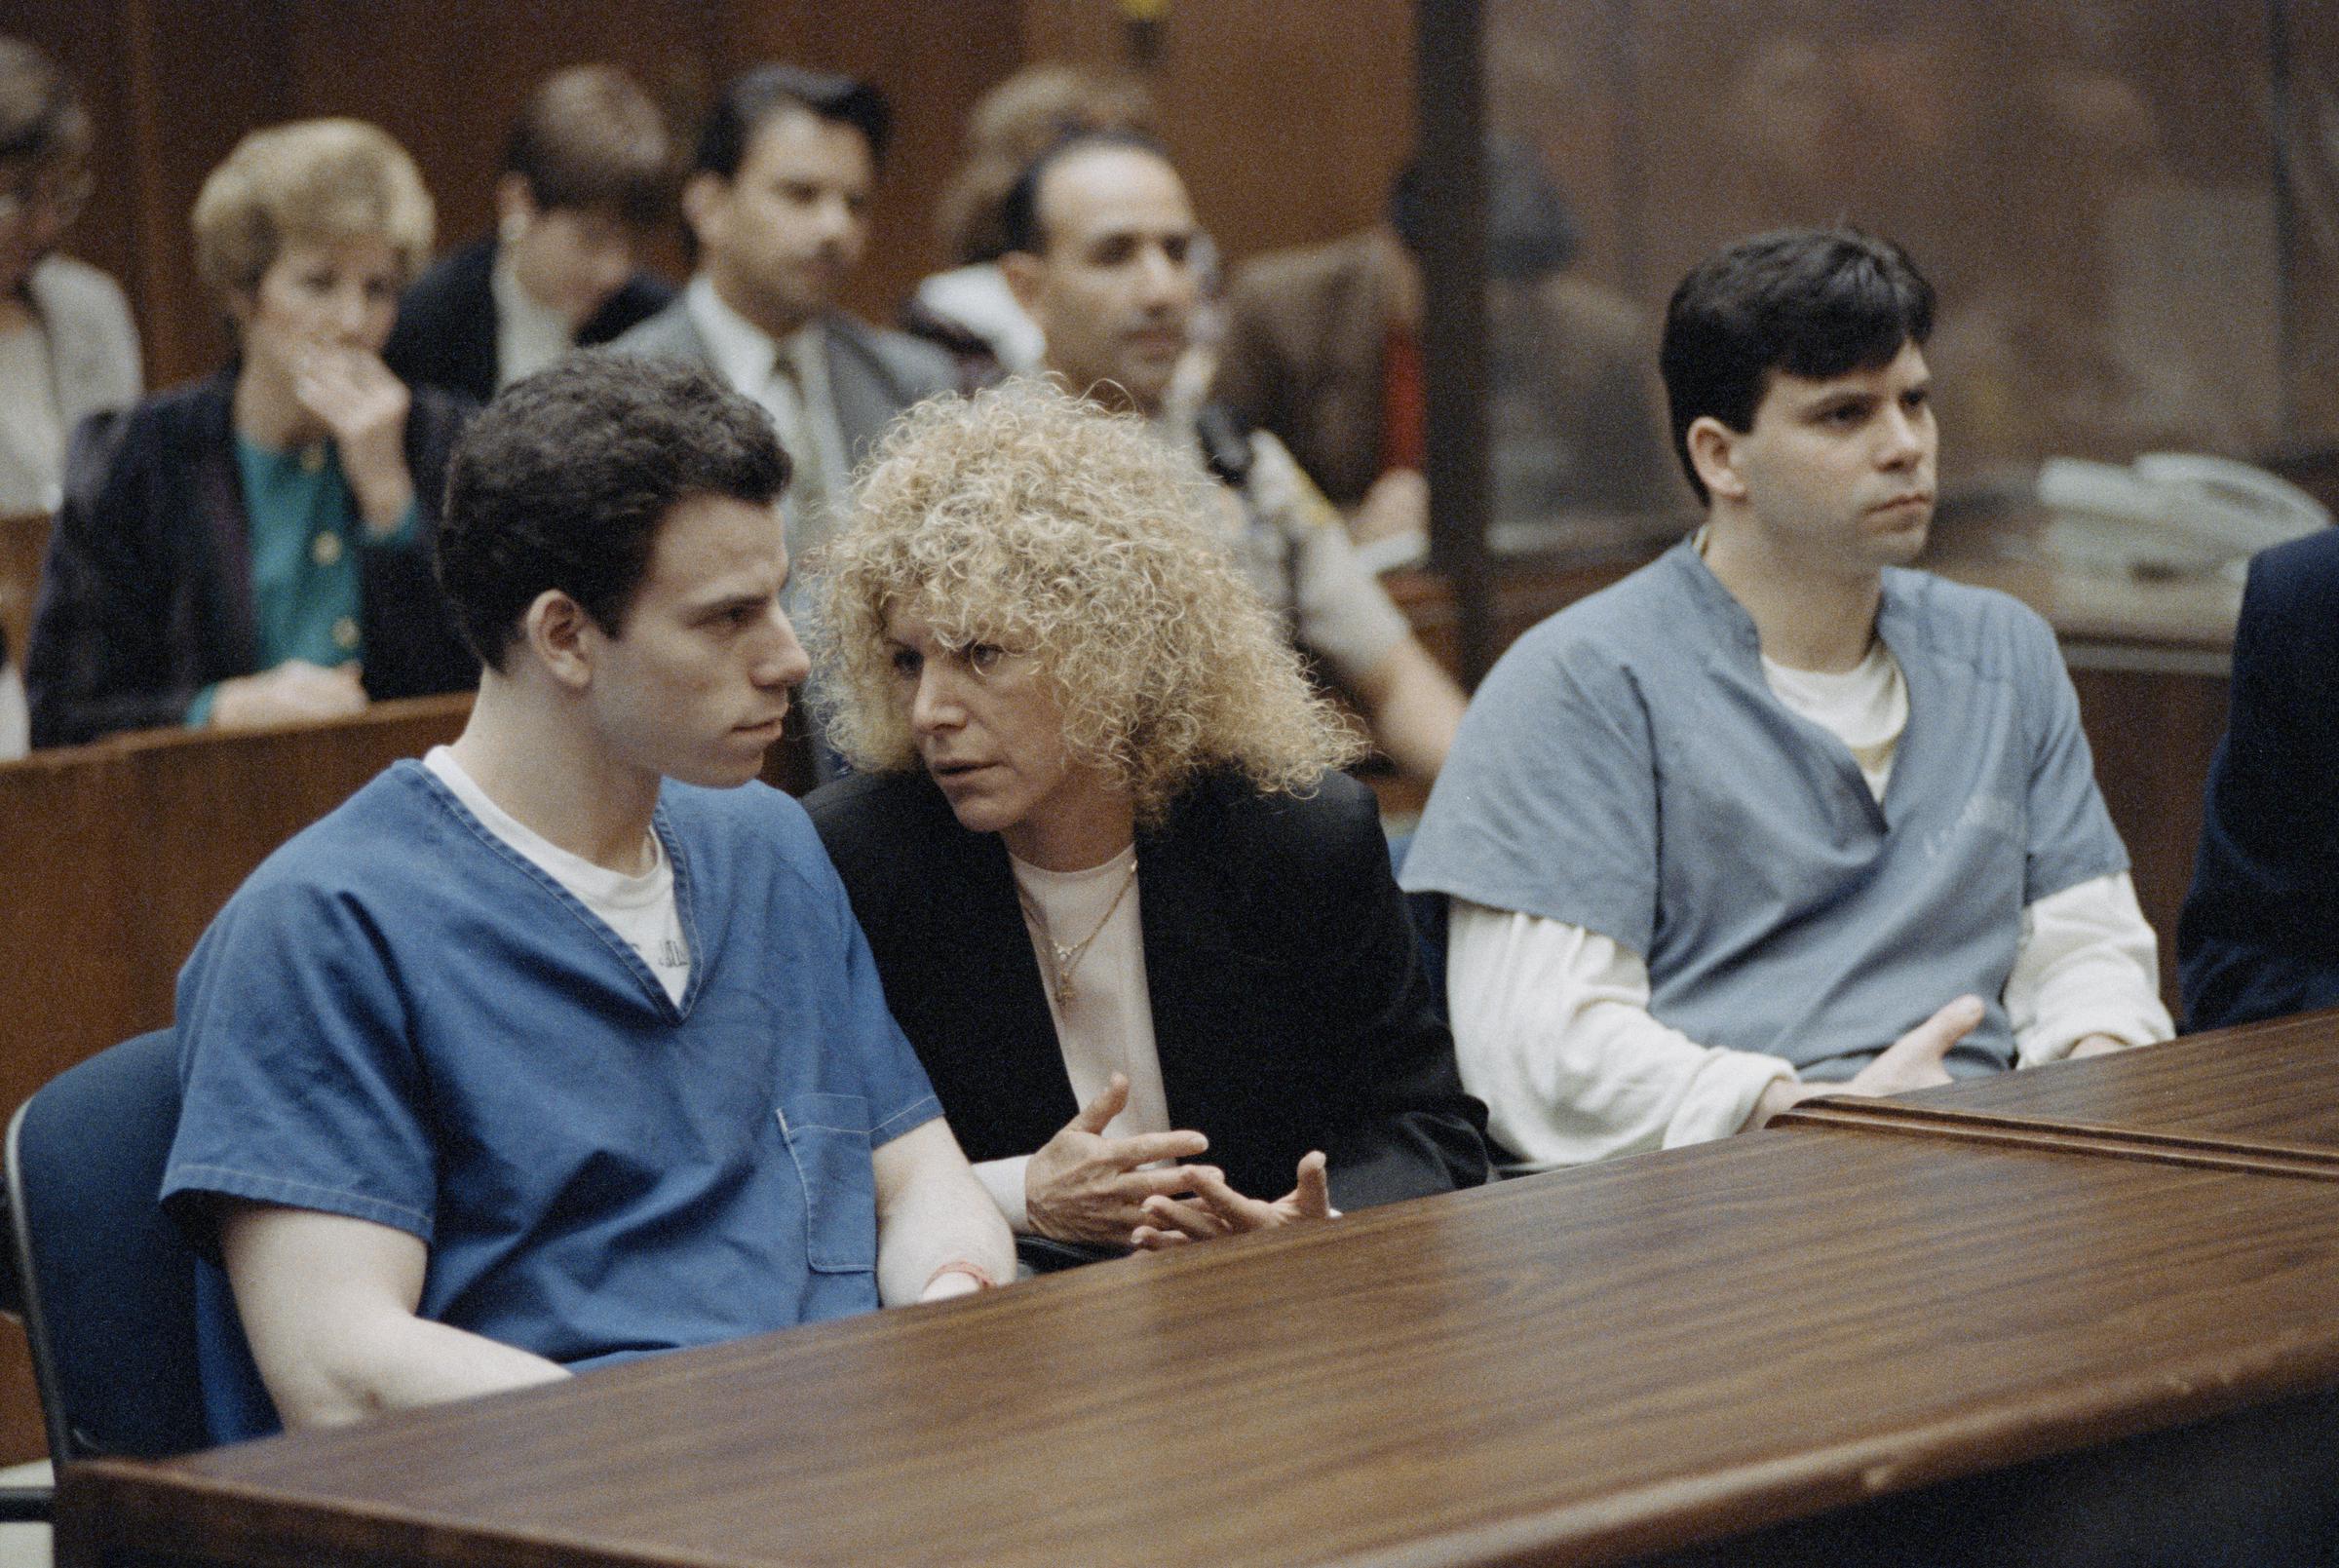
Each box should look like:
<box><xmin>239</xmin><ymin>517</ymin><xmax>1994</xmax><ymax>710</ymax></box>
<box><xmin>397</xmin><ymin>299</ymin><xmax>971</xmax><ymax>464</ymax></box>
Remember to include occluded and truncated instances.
<box><xmin>1000</xmin><ymin>249</ymin><xmax>1046</xmax><ymax>317</ymax></box>
<box><xmin>1686</xmin><ymin>415</ymin><xmax>1750</xmax><ymax>504</ymax></box>
<box><xmin>679</xmin><ymin>172</ymin><xmax>726</xmax><ymax>250</ymax></box>
<box><xmin>522</xmin><ymin>589</ymin><xmax>598</xmax><ymax>691</ymax></box>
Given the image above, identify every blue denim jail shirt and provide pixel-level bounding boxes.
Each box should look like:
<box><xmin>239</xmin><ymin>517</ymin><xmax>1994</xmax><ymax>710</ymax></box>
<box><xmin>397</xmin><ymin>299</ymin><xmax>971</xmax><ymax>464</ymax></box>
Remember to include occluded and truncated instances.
<box><xmin>163</xmin><ymin>763</ymin><xmax>939</xmax><ymax>1442</ymax></box>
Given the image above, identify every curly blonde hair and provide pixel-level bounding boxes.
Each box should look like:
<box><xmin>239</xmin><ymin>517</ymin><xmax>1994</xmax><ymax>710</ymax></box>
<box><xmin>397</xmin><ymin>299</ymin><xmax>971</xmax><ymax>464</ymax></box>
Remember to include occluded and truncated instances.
<box><xmin>814</xmin><ymin>383</ymin><xmax>1362</xmax><ymax>824</ymax></box>
<box><xmin>192</xmin><ymin>118</ymin><xmax>433</xmax><ymax>302</ymax></box>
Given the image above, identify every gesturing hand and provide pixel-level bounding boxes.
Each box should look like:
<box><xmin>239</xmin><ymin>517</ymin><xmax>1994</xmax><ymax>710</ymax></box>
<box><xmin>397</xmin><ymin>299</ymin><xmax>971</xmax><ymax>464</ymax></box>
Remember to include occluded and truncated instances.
<box><xmin>1131</xmin><ymin>1150</ymin><xmax>1337</xmax><ymax>1251</ymax></box>
<box><xmin>1025</xmin><ymin>1074</ymin><xmax>1213</xmax><ymax>1247</ymax></box>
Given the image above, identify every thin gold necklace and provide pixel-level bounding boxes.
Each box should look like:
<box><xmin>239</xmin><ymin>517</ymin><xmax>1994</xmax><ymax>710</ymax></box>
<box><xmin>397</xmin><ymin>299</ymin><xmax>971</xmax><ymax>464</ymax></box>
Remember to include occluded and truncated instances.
<box><xmin>1016</xmin><ymin>854</ymin><xmax>1139</xmax><ymax>1008</ymax></box>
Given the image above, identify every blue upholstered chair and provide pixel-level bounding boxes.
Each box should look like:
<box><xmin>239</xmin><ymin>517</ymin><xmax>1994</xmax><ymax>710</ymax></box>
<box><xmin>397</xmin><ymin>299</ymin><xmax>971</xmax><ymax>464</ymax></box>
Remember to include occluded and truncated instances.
<box><xmin>3</xmin><ymin>1028</ymin><xmax>210</xmax><ymax>1517</ymax></box>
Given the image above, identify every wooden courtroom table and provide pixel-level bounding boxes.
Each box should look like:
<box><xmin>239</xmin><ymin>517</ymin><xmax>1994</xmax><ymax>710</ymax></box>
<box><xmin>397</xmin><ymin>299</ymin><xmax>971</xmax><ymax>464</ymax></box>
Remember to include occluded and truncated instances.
<box><xmin>59</xmin><ymin>1024</ymin><xmax>2339</xmax><ymax>1568</ymax></box>
<box><xmin>1782</xmin><ymin>1006</ymin><xmax>2339</xmax><ymax>1167</ymax></box>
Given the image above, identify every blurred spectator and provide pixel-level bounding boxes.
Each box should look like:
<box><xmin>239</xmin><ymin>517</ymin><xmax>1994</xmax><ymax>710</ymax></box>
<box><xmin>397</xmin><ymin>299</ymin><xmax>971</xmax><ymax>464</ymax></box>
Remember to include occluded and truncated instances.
<box><xmin>385</xmin><ymin>63</ymin><xmax>676</xmax><ymax>402</ymax></box>
<box><xmin>1213</xmin><ymin>140</ymin><xmax>1679</xmax><ymax>563</ymax></box>
<box><xmin>27</xmin><ymin>119</ymin><xmax>476</xmax><ymax>746</ymax></box>
<box><xmin>612</xmin><ymin>64</ymin><xmax>951</xmax><ymax>588</ymax></box>
<box><xmin>0</xmin><ymin>32</ymin><xmax>141</xmax><ymax>757</ymax></box>
<box><xmin>903</xmin><ymin>63</ymin><xmax>1157</xmax><ymax>386</ymax></box>
<box><xmin>1000</xmin><ymin>132</ymin><xmax>1467</xmax><ymax>781</ymax></box>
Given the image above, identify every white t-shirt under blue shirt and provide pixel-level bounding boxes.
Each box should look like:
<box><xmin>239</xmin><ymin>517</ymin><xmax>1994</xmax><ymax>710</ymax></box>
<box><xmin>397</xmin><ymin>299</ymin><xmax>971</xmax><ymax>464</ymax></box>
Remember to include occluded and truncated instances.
<box><xmin>163</xmin><ymin>761</ymin><xmax>939</xmax><ymax>1442</ymax></box>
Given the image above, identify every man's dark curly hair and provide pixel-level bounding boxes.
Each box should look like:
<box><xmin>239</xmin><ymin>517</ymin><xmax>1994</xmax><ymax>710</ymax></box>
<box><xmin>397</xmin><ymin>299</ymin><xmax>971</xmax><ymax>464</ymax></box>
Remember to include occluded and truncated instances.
<box><xmin>437</xmin><ymin>352</ymin><xmax>788</xmax><ymax>669</ymax></box>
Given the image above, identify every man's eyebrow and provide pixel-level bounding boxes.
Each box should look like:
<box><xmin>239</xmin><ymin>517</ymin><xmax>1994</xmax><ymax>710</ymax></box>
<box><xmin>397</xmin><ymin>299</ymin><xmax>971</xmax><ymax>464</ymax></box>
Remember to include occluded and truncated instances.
<box><xmin>686</xmin><ymin>586</ymin><xmax>772</xmax><ymax>617</ymax></box>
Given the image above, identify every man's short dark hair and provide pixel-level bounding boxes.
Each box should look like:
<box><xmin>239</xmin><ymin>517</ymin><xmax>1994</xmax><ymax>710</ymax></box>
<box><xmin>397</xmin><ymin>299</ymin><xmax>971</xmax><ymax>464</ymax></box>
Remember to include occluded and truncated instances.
<box><xmin>504</xmin><ymin>63</ymin><xmax>673</xmax><ymax>227</ymax></box>
<box><xmin>996</xmin><ymin>128</ymin><xmax>1174</xmax><ymax>257</ymax></box>
<box><xmin>1659</xmin><ymin>227</ymin><xmax>1936</xmax><ymax>505</ymax></box>
<box><xmin>438</xmin><ymin>353</ymin><xmax>789</xmax><ymax>669</ymax></box>
<box><xmin>693</xmin><ymin>64</ymin><xmax>890</xmax><ymax>179</ymax></box>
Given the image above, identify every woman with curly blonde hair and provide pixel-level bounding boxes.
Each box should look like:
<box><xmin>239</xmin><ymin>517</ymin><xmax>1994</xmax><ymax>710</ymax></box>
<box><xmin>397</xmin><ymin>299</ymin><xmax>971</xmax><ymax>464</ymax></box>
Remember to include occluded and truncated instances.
<box><xmin>806</xmin><ymin>385</ymin><xmax>1486</xmax><ymax>1262</ymax></box>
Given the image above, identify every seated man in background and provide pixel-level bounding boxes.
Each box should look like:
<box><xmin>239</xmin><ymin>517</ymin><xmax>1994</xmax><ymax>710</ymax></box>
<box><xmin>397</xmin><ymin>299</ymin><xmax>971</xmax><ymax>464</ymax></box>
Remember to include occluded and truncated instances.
<box><xmin>902</xmin><ymin>61</ymin><xmax>1157</xmax><ymax>387</ymax></box>
<box><xmin>806</xmin><ymin>384</ymin><xmax>1487</xmax><ymax>1256</ymax></box>
<box><xmin>1401</xmin><ymin>228</ymin><xmax>2171</xmax><ymax>1172</ymax></box>
<box><xmin>27</xmin><ymin>118</ymin><xmax>477</xmax><ymax>746</ymax></box>
<box><xmin>613</xmin><ymin>63</ymin><xmax>952</xmax><ymax>589</ymax></box>
<box><xmin>0</xmin><ymin>32</ymin><xmax>142</xmax><ymax>757</ymax></box>
<box><xmin>164</xmin><ymin>354</ymin><xmax>1011</xmax><ymax>1440</ymax></box>
<box><xmin>385</xmin><ymin>63</ymin><xmax>676</xmax><ymax>403</ymax></box>
<box><xmin>1210</xmin><ymin>139</ymin><xmax>1678</xmax><ymax>568</ymax></box>
<box><xmin>998</xmin><ymin>130</ymin><xmax>1467</xmax><ymax>782</ymax></box>
<box><xmin>2177</xmin><ymin>526</ymin><xmax>2339</xmax><ymax>1030</ymax></box>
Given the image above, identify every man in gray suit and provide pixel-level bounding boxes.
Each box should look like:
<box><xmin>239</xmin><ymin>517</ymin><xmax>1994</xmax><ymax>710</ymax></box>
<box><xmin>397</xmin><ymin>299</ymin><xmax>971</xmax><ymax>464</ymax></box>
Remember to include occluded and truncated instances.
<box><xmin>612</xmin><ymin>65</ymin><xmax>950</xmax><ymax>577</ymax></box>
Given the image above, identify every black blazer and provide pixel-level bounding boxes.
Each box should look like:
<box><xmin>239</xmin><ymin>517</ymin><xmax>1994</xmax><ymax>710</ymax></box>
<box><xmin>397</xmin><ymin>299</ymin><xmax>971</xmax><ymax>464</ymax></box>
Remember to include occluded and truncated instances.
<box><xmin>806</xmin><ymin>766</ymin><xmax>1489</xmax><ymax>1210</ymax></box>
<box><xmin>25</xmin><ymin>369</ymin><xmax>479</xmax><ymax>747</ymax></box>
<box><xmin>2177</xmin><ymin>527</ymin><xmax>2339</xmax><ymax>1029</ymax></box>
<box><xmin>383</xmin><ymin>235</ymin><xmax>676</xmax><ymax>404</ymax></box>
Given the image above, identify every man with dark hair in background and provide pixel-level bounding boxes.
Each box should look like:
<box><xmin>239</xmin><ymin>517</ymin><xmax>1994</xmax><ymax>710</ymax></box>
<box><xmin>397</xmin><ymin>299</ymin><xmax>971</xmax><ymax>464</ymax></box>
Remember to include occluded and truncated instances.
<box><xmin>386</xmin><ymin>63</ymin><xmax>677</xmax><ymax>402</ymax></box>
<box><xmin>163</xmin><ymin>352</ymin><xmax>1011</xmax><ymax>1444</ymax></box>
<box><xmin>614</xmin><ymin>63</ymin><xmax>952</xmax><ymax>586</ymax></box>
<box><xmin>1402</xmin><ymin>227</ymin><xmax>2169</xmax><ymax>1171</ymax></box>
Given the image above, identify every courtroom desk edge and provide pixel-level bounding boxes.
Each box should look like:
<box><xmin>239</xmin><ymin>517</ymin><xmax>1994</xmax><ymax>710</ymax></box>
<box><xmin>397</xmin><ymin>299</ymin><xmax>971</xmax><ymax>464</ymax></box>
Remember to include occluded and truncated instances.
<box><xmin>0</xmin><ymin>691</ymin><xmax>476</xmax><ymax>772</ymax></box>
<box><xmin>1854</xmin><ymin>1008</ymin><xmax>2339</xmax><ymax>1154</ymax></box>
<box><xmin>1774</xmin><ymin>1096</ymin><xmax>2339</xmax><ymax>1180</ymax></box>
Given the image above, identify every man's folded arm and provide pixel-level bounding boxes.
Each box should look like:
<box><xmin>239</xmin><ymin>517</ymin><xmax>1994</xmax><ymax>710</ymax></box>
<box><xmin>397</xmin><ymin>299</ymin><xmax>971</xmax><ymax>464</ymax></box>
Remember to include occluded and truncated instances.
<box><xmin>1445</xmin><ymin>900</ymin><xmax>1792</xmax><ymax>1169</ymax></box>
<box><xmin>218</xmin><ymin>1201</ymin><xmax>569</xmax><ymax>1431</ymax></box>
<box><xmin>873</xmin><ymin>1117</ymin><xmax>1016</xmax><ymax>1303</ymax></box>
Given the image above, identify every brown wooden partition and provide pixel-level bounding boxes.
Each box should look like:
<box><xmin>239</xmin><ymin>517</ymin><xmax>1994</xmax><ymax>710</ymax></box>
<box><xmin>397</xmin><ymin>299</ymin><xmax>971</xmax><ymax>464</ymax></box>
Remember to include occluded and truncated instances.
<box><xmin>0</xmin><ymin>694</ymin><xmax>472</xmax><ymax>1462</ymax></box>
<box><xmin>0</xmin><ymin>514</ymin><xmax>50</xmax><ymax>671</ymax></box>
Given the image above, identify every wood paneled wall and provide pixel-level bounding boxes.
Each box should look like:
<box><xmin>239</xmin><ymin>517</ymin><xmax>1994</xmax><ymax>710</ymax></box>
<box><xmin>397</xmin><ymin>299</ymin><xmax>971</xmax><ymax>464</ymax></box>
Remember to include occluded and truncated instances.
<box><xmin>0</xmin><ymin>697</ymin><xmax>475</xmax><ymax>1464</ymax></box>
<box><xmin>12</xmin><ymin>0</ymin><xmax>1410</xmax><ymax>392</ymax></box>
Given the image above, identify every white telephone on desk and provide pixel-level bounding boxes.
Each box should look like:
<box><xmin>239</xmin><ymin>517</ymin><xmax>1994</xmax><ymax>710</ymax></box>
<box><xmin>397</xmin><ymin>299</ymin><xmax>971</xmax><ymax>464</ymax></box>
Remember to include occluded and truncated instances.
<box><xmin>2036</xmin><ymin>453</ymin><xmax>2330</xmax><ymax>580</ymax></box>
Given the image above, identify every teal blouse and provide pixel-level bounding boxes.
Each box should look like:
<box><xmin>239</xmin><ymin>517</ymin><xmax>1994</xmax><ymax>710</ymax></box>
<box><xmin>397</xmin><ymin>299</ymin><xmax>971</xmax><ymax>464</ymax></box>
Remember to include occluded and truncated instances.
<box><xmin>184</xmin><ymin>439</ymin><xmax>416</xmax><ymax>725</ymax></box>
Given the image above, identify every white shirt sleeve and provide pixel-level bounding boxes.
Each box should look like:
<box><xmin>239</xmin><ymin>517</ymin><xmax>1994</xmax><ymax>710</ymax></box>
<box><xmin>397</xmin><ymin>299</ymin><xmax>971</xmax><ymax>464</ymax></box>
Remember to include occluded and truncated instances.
<box><xmin>2004</xmin><ymin>871</ymin><xmax>2174</xmax><ymax>1066</ymax></box>
<box><xmin>972</xmin><ymin>1156</ymin><xmax>1031</xmax><ymax>1232</ymax></box>
<box><xmin>0</xmin><ymin>660</ymin><xmax>27</xmax><ymax>761</ymax></box>
<box><xmin>1446</xmin><ymin>900</ymin><xmax>1795</xmax><ymax>1170</ymax></box>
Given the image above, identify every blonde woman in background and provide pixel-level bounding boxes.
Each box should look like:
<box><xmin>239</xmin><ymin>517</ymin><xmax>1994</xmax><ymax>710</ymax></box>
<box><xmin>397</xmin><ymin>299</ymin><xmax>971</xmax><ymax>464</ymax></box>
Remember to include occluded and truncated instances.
<box><xmin>26</xmin><ymin>118</ymin><xmax>476</xmax><ymax>747</ymax></box>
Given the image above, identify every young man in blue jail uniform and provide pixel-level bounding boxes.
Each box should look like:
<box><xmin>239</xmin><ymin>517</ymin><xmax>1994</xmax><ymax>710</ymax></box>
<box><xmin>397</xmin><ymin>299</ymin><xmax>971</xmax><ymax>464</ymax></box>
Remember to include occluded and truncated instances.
<box><xmin>1401</xmin><ymin>228</ymin><xmax>2172</xmax><ymax>1172</ymax></box>
<box><xmin>163</xmin><ymin>353</ymin><xmax>1011</xmax><ymax>1440</ymax></box>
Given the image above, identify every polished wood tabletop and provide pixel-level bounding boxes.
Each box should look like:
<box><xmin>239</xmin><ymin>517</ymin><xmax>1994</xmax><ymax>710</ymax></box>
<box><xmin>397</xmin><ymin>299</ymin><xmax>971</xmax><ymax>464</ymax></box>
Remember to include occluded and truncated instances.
<box><xmin>1783</xmin><ymin>1010</ymin><xmax>2339</xmax><ymax>1165</ymax></box>
<box><xmin>61</xmin><ymin>1068</ymin><xmax>2339</xmax><ymax>1568</ymax></box>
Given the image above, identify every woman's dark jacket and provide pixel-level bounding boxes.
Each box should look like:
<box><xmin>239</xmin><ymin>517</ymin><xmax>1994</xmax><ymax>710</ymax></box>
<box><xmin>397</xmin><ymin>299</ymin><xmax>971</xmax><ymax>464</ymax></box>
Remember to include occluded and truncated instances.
<box><xmin>806</xmin><ymin>765</ymin><xmax>1490</xmax><ymax>1210</ymax></box>
<box><xmin>26</xmin><ymin>369</ymin><xmax>478</xmax><ymax>747</ymax></box>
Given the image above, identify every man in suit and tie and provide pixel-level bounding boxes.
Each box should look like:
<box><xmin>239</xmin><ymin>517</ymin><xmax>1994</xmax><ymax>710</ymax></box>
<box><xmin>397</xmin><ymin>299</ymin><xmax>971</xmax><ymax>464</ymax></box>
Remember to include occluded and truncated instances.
<box><xmin>612</xmin><ymin>64</ymin><xmax>953</xmax><ymax>582</ymax></box>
